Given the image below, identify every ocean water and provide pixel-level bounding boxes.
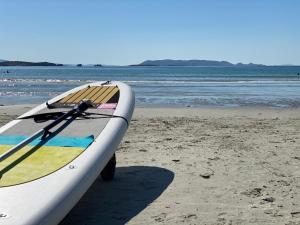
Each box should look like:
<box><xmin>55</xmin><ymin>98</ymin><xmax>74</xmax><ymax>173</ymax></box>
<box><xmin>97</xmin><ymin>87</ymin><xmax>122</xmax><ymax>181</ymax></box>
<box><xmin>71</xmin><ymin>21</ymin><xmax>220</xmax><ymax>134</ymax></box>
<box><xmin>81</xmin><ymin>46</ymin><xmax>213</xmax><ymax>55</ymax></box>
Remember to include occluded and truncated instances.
<box><xmin>0</xmin><ymin>66</ymin><xmax>300</xmax><ymax>108</ymax></box>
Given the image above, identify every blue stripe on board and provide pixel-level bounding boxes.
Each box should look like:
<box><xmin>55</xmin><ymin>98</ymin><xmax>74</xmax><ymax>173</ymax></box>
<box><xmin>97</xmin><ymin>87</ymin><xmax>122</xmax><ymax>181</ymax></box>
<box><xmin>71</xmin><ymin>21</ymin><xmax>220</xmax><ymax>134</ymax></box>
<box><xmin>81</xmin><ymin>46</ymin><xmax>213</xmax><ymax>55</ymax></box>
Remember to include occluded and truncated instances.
<box><xmin>0</xmin><ymin>135</ymin><xmax>94</xmax><ymax>148</ymax></box>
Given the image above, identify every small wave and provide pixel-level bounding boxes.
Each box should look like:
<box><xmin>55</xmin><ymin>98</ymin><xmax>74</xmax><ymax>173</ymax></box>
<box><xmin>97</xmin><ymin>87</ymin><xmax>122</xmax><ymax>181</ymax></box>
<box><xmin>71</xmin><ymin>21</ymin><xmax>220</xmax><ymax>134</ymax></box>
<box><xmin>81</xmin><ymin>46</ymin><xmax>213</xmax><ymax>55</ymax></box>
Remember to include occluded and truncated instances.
<box><xmin>125</xmin><ymin>80</ymin><xmax>300</xmax><ymax>85</ymax></box>
<box><xmin>0</xmin><ymin>78</ymin><xmax>84</xmax><ymax>83</ymax></box>
<box><xmin>1</xmin><ymin>78</ymin><xmax>300</xmax><ymax>85</ymax></box>
<box><xmin>0</xmin><ymin>91</ymin><xmax>33</xmax><ymax>97</ymax></box>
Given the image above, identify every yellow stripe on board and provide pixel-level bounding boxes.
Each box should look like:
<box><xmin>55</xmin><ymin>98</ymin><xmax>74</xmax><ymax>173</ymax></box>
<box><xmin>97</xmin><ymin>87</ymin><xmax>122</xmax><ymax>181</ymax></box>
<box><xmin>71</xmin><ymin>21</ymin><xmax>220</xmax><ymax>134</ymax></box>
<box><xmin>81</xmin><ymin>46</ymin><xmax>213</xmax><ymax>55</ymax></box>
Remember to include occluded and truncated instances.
<box><xmin>0</xmin><ymin>145</ymin><xmax>84</xmax><ymax>187</ymax></box>
<box><xmin>95</xmin><ymin>87</ymin><xmax>119</xmax><ymax>104</ymax></box>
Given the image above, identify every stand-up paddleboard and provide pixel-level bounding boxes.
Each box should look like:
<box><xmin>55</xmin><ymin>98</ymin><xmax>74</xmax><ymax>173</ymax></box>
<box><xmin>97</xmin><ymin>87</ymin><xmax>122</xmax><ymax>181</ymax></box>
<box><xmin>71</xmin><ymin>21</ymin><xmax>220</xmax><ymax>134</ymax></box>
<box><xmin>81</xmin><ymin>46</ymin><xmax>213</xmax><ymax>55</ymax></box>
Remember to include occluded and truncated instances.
<box><xmin>0</xmin><ymin>81</ymin><xmax>134</xmax><ymax>225</ymax></box>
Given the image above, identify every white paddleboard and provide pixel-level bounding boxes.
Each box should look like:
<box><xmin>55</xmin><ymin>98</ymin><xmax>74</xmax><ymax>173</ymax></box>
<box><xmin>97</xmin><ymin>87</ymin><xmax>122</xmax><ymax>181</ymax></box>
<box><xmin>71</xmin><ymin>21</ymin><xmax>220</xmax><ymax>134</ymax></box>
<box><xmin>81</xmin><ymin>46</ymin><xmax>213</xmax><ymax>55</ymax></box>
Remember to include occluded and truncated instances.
<box><xmin>0</xmin><ymin>81</ymin><xmax>135</xmax><ymax>225</ymax></box>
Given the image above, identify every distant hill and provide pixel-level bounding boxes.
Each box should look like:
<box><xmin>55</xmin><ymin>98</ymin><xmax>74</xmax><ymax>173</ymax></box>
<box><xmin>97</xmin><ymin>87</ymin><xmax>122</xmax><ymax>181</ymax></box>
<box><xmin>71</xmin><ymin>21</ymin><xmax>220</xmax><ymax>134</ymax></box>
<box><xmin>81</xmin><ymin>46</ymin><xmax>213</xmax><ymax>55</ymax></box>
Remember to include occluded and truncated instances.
<box><xmin>0</xmin><ymin>61</ymin><xmax>63</xmax><ymax>66</ymax></box>
<box><xmin>132</xmin><ymin>59</ymin><xmax>265</xmax><ymax>67</ymax></box>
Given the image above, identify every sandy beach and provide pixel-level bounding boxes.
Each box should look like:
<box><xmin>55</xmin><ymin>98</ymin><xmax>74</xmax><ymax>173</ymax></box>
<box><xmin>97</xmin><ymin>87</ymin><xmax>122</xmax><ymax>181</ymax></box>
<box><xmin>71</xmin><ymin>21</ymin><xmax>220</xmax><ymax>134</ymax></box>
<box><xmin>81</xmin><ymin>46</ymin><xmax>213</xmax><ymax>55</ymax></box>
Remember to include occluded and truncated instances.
<box><xmin>1</xmin><ymin>105</ymin><xmax>300</xmax><ymax>225</ymax></box>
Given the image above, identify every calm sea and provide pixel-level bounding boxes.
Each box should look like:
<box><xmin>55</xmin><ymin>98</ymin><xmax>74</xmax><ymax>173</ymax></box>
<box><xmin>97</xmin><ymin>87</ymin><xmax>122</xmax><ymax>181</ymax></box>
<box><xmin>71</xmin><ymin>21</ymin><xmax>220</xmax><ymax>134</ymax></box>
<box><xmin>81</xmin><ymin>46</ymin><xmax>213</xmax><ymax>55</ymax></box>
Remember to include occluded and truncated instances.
<box><xmin>0</xmin><ymin>66</ymin><xmax>300</xmax><ymax>108</ymax></box>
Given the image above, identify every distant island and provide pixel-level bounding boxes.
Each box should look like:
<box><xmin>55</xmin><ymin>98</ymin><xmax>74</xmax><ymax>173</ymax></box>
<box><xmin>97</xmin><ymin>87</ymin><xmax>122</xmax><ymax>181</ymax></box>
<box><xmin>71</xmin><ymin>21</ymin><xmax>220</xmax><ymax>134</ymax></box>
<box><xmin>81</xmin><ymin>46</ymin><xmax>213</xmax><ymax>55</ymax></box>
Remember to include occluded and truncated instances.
<box><xmin>0</xmin><ymin>61</ymin><xmax>63</xmax><ymax>67</ymax></box>
<box><xmin>0</xmin><ymin>60</ymin><xmax>106</xmax><ymax>67</ymax></box>
<box><xmin>131</xmin><ymin>59</ymin><xmax>266</xmax><ymax>67</ymax></box>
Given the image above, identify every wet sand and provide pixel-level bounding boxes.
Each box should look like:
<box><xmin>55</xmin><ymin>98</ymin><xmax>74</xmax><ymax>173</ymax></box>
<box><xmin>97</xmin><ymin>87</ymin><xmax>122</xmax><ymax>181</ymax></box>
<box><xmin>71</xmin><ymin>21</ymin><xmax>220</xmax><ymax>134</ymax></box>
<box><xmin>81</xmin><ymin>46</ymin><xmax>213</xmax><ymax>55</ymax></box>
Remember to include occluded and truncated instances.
<box><xmin>1</xmin><ymin>105</ymin><xmax>300</xmax><ymax>225</ymax></box>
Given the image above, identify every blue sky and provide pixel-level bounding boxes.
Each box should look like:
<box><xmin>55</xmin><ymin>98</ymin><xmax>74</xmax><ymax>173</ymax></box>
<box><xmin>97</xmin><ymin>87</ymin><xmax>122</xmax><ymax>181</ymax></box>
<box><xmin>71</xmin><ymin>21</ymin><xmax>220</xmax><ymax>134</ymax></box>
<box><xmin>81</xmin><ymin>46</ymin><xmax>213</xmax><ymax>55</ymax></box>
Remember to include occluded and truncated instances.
<box><xmin>0</xmin><ymin>0</ymin><xmax>299</xmax><ymax>65</ymax></box>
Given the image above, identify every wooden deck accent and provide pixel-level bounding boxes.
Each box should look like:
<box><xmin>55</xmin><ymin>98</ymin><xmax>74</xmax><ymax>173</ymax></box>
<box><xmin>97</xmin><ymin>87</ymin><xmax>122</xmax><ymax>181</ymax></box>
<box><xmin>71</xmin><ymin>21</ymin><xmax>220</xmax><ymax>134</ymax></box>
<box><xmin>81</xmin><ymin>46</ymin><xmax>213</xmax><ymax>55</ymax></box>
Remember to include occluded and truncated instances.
<box><xmin>57</xmin><ymin>86</ymin><xmax>119</xmax><ymax>105</ymax></box>
<box><xmin>73</xmin><ymin>86</ymin><xmax>98</xmax><ymax>104</ymax></box>
<box><xmin>96</xmin><ymin>87</ymin><xmax>119</xmax><ymax>104</ymax></box>
<box><xmin>89</xmin><ymin>87</ymin><xmax>110</xmax><ymax>102</ymax></box>
<box><xmin>60</xmin><ymin>87</ymin><xmax>89</xmax><ymax>104</ymax></box>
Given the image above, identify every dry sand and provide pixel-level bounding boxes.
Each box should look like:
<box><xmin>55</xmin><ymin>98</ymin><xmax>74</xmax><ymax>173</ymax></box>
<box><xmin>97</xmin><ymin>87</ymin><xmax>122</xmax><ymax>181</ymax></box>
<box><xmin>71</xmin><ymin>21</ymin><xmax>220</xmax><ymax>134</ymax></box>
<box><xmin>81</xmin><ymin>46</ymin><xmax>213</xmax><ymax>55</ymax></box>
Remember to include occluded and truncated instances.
<box><xmin>0</xmin><ymin>105</ymin><xmax>300</xmax><ymax>225</ymax></box>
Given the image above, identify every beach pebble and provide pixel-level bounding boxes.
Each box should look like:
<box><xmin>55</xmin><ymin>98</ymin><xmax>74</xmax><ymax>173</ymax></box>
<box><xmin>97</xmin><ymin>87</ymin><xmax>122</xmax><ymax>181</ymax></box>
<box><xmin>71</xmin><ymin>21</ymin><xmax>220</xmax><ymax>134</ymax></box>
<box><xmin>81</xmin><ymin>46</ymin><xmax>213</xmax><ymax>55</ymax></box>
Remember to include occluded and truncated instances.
<box><xmin>199</xmin><ymin>172</ymin><xmax>213</xmax><ymax>179</ymax></box>
<box><xmin>291</xmin><ymin>211</ymin><xmax>300</xmax><ymax>217</ymax></box>
<box><xmin>262</xmin><ymin>197</ymin><xmax>275</xmax><ymax>202</ymax></box>
<box><xmin>183</xmin><ymin>213</ymin><xmax>197</xmax><ymax>219</ymax></box>
<box><xmin>241</xmin><ymin>188</ymin><xmax>263</xmax><ymax>197</ymax></box>
<box><xmin>199</xmin><ymin>168</ymin><xmax>214</xmax><ymax>179</ymax></box>
<box><xmin>264</xmin><ymin>209</ymin><xmax>274</xmax><ymax>214</ymax></box>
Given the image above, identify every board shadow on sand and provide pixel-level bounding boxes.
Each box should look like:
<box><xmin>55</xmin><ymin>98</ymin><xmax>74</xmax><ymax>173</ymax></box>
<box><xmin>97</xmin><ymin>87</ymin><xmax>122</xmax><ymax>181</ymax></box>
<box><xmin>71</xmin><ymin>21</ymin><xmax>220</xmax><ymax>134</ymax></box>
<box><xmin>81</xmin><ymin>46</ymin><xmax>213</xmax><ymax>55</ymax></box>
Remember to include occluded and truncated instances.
<box><xmin>60</xmin><ymin>166</ymin><xmax>174</xmax><ymax>225</ymax></box>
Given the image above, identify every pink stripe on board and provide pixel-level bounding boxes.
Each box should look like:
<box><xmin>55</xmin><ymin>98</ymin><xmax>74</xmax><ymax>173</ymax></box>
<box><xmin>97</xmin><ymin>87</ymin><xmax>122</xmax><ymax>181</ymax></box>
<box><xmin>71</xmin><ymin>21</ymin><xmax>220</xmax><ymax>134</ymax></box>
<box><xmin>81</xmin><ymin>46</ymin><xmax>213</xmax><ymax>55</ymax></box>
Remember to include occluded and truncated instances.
<box><xmin>98</xmin><ymin>103</ymin><xmax>117</xmax><ymax>109</ymax></box>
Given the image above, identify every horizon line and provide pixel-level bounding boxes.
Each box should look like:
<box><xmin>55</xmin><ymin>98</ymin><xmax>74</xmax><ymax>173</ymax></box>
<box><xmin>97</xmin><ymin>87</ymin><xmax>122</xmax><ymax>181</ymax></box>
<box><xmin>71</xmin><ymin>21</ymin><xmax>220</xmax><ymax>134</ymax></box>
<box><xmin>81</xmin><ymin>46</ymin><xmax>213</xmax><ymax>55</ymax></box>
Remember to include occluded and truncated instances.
<box><xmin>1</xmin><ymin>58</ymin><xmax>300</xmax><ymax>67</ymax></box>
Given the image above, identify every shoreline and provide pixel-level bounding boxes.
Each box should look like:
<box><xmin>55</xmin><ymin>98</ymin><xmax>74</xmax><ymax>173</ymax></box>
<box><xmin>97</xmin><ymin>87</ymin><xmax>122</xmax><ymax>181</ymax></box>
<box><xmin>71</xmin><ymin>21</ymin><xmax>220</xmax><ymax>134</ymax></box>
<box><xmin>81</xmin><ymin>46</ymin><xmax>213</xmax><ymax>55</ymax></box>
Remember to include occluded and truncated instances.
<box><xmin>0</xmin><ymin>106</ymin><xmax>299</xmax><ymax>224</ymax></box>
<box><xmin>1</xmin><ymin>104</ymin><xmax>300</xmax><ymax>117</ymax></box>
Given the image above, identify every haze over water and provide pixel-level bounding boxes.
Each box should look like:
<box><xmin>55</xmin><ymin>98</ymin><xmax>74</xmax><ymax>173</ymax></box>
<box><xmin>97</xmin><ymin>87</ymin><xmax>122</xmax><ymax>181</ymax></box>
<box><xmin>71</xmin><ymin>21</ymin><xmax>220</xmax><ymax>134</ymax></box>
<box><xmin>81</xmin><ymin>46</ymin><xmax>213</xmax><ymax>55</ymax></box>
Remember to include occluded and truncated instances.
<box><xmin>0</xmin><ymin>66</ymin><xmax>300</xmax><ymax>108</ymax></box>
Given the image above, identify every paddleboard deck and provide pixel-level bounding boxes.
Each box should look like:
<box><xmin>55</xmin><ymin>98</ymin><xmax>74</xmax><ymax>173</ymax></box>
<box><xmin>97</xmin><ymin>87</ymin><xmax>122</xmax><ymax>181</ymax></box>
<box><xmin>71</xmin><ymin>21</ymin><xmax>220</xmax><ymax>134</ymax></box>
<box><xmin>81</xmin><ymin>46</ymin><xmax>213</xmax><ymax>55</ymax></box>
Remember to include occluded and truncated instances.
<box><xmin>0</xmin><ymin>81</ymin><xmax>134</xmax><ymax>225</ymax></box>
